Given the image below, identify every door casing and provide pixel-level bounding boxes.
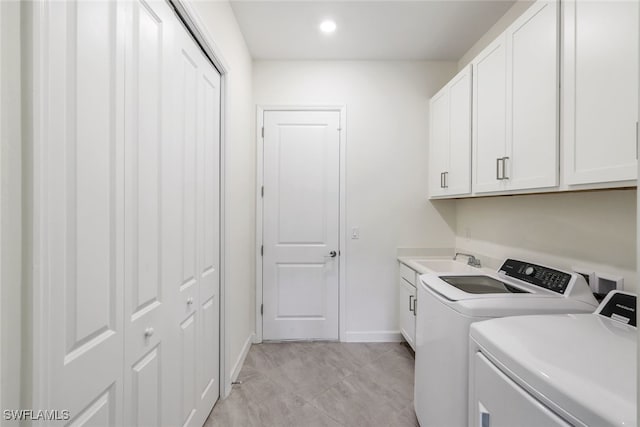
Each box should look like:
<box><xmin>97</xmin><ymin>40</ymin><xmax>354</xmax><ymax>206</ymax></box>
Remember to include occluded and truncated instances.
<box><xmin>255</xmin><ymin>105</ymin><xmax>347</xmax><ymax>343</ymax></box>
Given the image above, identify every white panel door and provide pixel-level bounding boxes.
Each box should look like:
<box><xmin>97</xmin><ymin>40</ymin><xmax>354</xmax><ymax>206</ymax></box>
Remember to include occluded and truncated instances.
<box><xmin>165</xmin><ymin>20</ymin><xmax>221</xmax><ymax>427</ymax></box>
<box><xmin>122</xmin><ymin>1</ymin><xmax>177</xmax><ymax>426</ymax></box>
<box><xmin>506</xmin><ymin>0</ymin><xmax>559</xmax><ymax>191</ymax></box>
<box><xmin>195</xmin><ymin>40</ymin><xmax>221</xmax><ymax>425</ymax></box>
<box><xmin>428</xmin><ymin>89</ymin><xmax>449</xmax><ymax>197</ymax></box>
<box><xmin>45</xmin><ymin>1</ymin><xmax>125</xmax><ymax>424</ymax></box>
<box><xmin>563</xmin><ymin>0</ymin><xmax>639</xmax><ymax>185</ymax></box>
<box><xmin>262</xmin><ymin>110</ymin><xmax>341</xmax><ymax>341</ymax></box>
<box><xmin>447</xmin><ymin>66</ymin><xmax>472</xmax><ymax>196</ymax></box>
<box><xmin>473</xmin><ymin>35</ymin><xmax>508</xmax><ymax>194</ymax></box>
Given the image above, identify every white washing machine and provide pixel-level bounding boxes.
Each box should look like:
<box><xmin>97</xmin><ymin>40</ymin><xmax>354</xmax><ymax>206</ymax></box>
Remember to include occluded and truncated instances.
<box><xmin>468</xmin><ymin>291</ymin><xmax>636</xmax><ymax>427</ymax></box>
<box><xmin>414</xmin><ymin>258</ymin><xmax>598</xmax><ymax>427</ymax></box>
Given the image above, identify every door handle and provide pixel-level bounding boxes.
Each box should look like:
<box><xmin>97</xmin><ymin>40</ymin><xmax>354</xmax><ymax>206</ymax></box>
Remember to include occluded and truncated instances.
<box><xmin>329</xmin><ymin>251</ymin><xmax>337</xmax><ymax>258</ymax></box>
<box><xmin>409</xmin><ymin>295</ymin><xmax>414</xmax><ymax>312</ymax></box>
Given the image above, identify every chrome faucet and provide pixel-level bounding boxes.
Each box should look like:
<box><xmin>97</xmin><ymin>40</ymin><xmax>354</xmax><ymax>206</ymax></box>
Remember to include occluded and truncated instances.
<box><xmin>454</xmin><ymin>252</ymin><xmax>481</xmax><ymax>268</ymax></box>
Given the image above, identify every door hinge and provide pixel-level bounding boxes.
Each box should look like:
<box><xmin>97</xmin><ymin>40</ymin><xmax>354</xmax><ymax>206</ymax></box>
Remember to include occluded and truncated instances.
<box><xmin>261</xmin><ymin>245</ymin><xmax>263</xmax><ymax>256</ymax></box>
<box><xmin>261</xmin><ymin>127</ymin><xmax>264</xmax><ymax>138</ymax></box>
<box><xmin>261</xmin><ymin>186</ymin><xmax>264</xmax><ymax>198</ymax></box>
<box><xmin>260</xmin><ymin>304</ymin><xmax>263</xmax><ymax>316</ymax></box>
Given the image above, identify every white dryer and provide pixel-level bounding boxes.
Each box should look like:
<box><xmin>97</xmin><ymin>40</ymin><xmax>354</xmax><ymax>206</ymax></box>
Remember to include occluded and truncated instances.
<box><xmin>468</xmin><ymin>291</ymin><xmax>636</xmax><ymax>427</ymax></box>
<box><xmin>414</xmin><ymin>258</ymin><xmax>598</xmax><ymax>427</ymax></box>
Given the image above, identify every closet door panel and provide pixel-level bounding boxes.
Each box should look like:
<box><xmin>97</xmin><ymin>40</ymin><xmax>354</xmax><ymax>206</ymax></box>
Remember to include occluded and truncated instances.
<box><xmin>46</xmin><ymin>1</ymin><xmax>125</xmax><ymax>424</ymax></box>
<box><xmin>123</xmin><ymin>1</ymin><xmax>176</xmax><ymax>425</ymax></box>
<box><xmin>176</xmin><ymin>31</ymin><xmax>201</xmax><ymax>427</ymax></box>
<box><xmin>196</xmin><ymin>67</ymin><xmax>221</xmax><ymax>414</ymax></box>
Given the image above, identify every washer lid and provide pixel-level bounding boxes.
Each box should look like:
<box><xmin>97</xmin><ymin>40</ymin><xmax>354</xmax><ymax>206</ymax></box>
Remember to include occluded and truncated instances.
<box><xmin>439</xmin><ymin>275</ymin><xmax>529</xmax><ymax>295</ymax></box>
<box><xmin>470</xmin><ymin>314</ymin><xmax>636</xmax><ymax>427</ymax></box>
<box><xmin>420</xmin><ymin>273</ymin><xmax>545</xmax><ymax>302</ymax></box>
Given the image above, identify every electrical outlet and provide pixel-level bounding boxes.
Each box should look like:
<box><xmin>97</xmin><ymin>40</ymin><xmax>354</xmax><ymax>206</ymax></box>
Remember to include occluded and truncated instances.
<box><xmin>351</xmin><ymin>227</ymin><xmax>360</xmax><ymax>239</ymax></box>
<box><xmin>593</xmin><ymin>272</ymin><xmax>623</xmax><ymax>295</ymax></box>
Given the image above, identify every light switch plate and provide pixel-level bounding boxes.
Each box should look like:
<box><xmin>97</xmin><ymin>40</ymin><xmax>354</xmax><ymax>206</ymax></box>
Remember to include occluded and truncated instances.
<box><xmin>351</xmin><ymin>227</ymin><xmax>360</xmax><ymax>239</ymax></box>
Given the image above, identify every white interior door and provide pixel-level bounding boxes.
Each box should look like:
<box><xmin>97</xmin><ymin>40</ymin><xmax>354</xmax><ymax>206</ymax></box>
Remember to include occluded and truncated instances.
<box><xmin>45</xmin><ymin>1</ymin><xmax>125</xmax><ymax>424</ymax></box>
<box><xmin>36</xmin><ymin>1</ymin><xmax>222</xmax><ymax>426</ymax></box>
<box><xmin>122</xmin><ymin>1</ymin><xmax>177</xmax><ymax>426</ymax></box>
<box><xmin>165</xmin><ymin>20</ymin><xmax>222</xmax><ymax>427</ymax></box>
<box><xmin>262</xmin><ymin>110</ymin><xmax>341</xmax><ymax>341</ymax></box>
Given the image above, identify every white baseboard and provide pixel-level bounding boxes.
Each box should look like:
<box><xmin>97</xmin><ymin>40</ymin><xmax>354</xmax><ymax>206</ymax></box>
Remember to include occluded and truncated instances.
<box><xmin>230</xmin><ymin>333</ymin><xmax>255</xmax><ymax>383</ymax></box>
<box><xmin>343</xmin><ymin>330</ymin><xmax>403</xmax><ymax>343</ymax></box>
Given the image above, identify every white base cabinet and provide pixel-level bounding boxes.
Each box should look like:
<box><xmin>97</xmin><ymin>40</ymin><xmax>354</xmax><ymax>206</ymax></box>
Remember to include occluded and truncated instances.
<box><xmin>398</xmin><ymin>263</ymin><xmax>417</xmax><ymax>350</ymax></box>
<box><xmin>27</xmin><ymin>1</ymin><xmax>221</xmax><ymax>426</ymax></box>
<box><xmin>562</xmin><ymin>0</ymin><xmax>639</xmax><ymax>186</ymax></box>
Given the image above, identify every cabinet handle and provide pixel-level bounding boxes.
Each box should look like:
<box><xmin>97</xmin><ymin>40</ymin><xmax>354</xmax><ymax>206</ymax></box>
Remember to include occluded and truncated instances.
<box><xmin>144</xmin><ymin>327</ymin><xmax>155</xmax><ymax>338</ymax></box>
<box><xmin>409</xmin><ymin>295</ymin><xmax>414</xmax><ymax>312</ymax></box>
<box><xmin>187</xmin><ymin>297</ymin><xmax>194</xmax><ymax>305</ymax></box>
<box><xmin>443</xmin><ymin>171</ymin><xmax>448</xmax><ymax>189</ymax></box>
<box><xmin>496</xmin><ymin>158</ymin><xmax>502</xmax><ymax>180</ymax></box>
<box><xmin>502</xmin><ymin>157</ymin><xmax>509</xmax><ymax>180</ymax></box>
<box><xmin>413</xmin><ymin>298</ymin><xmax>417</xmax><ymax>316</ymax></box>
<box><xmin>636</xmin><ymin>122</ymin><xmax>640</xmax><ymax>160</ymax></box>
<box><xmin>440</xmin><ymin>172</ymin><xmax>444</xmax><ymax>188</ymax></box>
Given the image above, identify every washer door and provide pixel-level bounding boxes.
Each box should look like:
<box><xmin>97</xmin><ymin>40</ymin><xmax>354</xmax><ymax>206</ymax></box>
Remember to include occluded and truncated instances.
<box><xmin>440</xmin><ymin>275</ymin><xmax>529</xmax><ymax>294</ymax></box>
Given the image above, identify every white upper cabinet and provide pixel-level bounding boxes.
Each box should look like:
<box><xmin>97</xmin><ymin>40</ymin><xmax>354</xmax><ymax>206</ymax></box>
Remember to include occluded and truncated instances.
<box><xmin>562</xmin><ymin>0</ymin><xmax>639</xmax><ymax>186</ymax></box>
<box><xmin>506</xmin><ymin>0</ymin><xmax>559</xmax><ymax>190</ymax></box>
<box><xmin>429</xmin><ymin>88</ymin><xmax>450</xmax><ymax>197</ymax></box>
<box><xmin>472</xmin><ymin>36</ymin><xmax>507</xmax><ymax>194</ymax></box>
<box><xmin>429</xmin><ymin>66</ymin><xmax>472</xmax><ymax>198</ymax></box>
<box><xmin>473</xmin><ymin>1</ymin><xmax>559</xmax><ymax>194</ymax></box>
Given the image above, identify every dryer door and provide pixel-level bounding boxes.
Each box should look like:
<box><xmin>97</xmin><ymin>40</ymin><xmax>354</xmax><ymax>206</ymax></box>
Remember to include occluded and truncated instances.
<box><xmin>470</xmin><ymin>352</ymin><xmax>574</xmax><ymax>427</ymax></box>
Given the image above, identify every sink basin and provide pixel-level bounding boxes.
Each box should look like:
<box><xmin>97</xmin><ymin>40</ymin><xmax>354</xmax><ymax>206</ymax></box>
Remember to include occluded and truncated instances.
<box><xmin>414</xmin><ymin>259</ymin><xmax>478</xmax><ymax>274</ymax></box>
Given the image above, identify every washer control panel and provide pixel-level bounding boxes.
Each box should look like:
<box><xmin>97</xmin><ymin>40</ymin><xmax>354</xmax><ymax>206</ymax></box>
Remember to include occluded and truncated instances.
<box><xmin>499</xmin><ymin>259</ymin><xmax>571</xmax><ymax>294</ymax></box>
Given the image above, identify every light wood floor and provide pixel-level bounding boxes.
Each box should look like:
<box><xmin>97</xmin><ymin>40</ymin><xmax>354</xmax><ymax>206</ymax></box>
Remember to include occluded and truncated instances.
<box><xmin>205</xmin><ymin>341</ymin><xmax>418</xmax><ymax>427</ymax></box>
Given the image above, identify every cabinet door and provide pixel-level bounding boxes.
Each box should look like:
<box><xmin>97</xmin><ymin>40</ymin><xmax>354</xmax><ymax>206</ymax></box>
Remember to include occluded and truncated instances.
<box><xmin>447</xmin><ymin>66</ymin><xmax>472</xmax><ymax>196</ymax></box>
<box><xmin>563</xmin><ymin>0</ymin><xmax>638</xmax><ymax>185</ymax></box>
<box><xmin>506</xmin><ymin>1</ymin><xmax>559</xmax><ymax>191</ymax></box>
<box><xmin>429</xmin><ymin>89</ymin><xmax>449</xmax><ymax>197</ymax></box>
<box><xmin>473</xmin><ymin>35</ymin><xmax>508</xmax><ymax>194</ymax></box>
<box><xmin>398</xmin><ymin>278</ymin><xmax>416</xmax><ymax>350</ymax></box>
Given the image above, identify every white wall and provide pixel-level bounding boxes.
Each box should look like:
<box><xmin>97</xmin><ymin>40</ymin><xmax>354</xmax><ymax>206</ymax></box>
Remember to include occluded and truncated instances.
<box><xmin>253</xmin><ymin>60</ymin><xmax>458</xmax><ymax>340</ymax></box>
<box><xmin>457</xmin><ymin>0</ymin><xmax>534</xmax><ymax>71</ymax></box>
<box><xmin>188</xmin><ymin>1</ymin><xmax>256</xmax><ymax>391</ymax></box>
<box><xmin>1</xmin><ymin>0</ymin><xmax>21</xmax><ymax>418</ymax></box>
<box><xmin>455</xmin><ymin>190</ymin><xmax>637</xmax><ymax>291</ymax></box>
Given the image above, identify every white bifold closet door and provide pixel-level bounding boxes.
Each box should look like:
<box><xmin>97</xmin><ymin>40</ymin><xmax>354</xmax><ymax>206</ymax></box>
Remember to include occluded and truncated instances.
<box><xmin>33</xmin><ymin>1</ymin><xmax>221</xmax><ymax>426</ymax></box>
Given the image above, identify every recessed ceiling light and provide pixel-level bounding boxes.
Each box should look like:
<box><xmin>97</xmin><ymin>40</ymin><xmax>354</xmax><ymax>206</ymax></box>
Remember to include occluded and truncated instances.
<box><xmin>319</xmin><ymin>20</ymin><xmax>337</xmax><ymax>34</ymax></box>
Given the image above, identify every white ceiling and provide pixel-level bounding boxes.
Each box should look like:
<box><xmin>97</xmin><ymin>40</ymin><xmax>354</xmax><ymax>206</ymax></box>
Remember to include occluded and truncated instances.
<box><xmin>229</xmin><ymin>0</ymin><xmax>516</xmax><ymax>60</ymax></box>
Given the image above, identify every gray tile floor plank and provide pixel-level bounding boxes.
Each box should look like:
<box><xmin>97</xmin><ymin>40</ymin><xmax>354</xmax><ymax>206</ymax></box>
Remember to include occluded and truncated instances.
<box><xmin>205</xmin><ymin>342</ymin><xmax>417</xmax><ymax>427</ymax></box>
